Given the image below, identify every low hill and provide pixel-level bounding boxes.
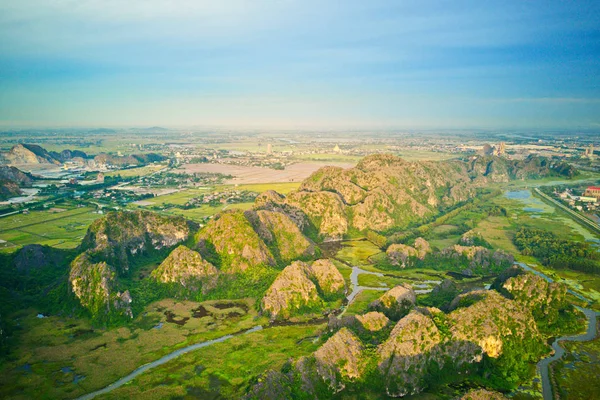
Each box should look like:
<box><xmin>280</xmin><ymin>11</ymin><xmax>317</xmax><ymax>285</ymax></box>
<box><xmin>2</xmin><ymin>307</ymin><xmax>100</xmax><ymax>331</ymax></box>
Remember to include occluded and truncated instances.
<box><xmin>3</xmin><ymin>144</ymin><xmax>59</xmax><ymax>165</ymax></box>
<box><xmin>0</xmin><ymin>165</ymin><xmax>33</xmax><ymax>200</ymax></box>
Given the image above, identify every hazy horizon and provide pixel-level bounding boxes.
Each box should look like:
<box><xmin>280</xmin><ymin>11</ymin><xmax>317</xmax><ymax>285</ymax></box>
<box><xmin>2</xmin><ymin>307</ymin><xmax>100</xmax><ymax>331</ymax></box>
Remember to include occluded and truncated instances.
<box><xmin>1</xmin><ymin>1</ymin><xmax>599</xmax><ymax>130</ymax></box>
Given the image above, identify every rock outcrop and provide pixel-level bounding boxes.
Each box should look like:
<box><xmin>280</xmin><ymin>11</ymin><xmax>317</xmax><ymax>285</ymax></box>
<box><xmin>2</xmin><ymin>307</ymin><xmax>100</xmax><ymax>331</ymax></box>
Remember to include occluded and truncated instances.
<box><xmin>261</xmin><ymin>261</ymin><xmax>320</xmax><ymax>319</ymax></box>
<box><xmin>255</xmin><ymin>210</ymin><xmax>316</xmax><ymax>262</ymax></box>
<box><xmin>249</xmin><ymin>280</ymin><xmax>550</xmax><ymax>399</ymax></box>
<box><xmin>386</xmin><ymin>238</ymin><xmax>431</xmax><ymax>267</ymax></box>
<box><xmin>82</xmin><ymin>210</ymin><xmax>192</xmax><ymax>274</ymax></box>
<box><xmin>378</xmin><ymin>310</ymin><xmax>444</xmax><ymax>397</ymax></box>
<box><xmin>494</xmin><ymin>266</ymin><xmax>567</xmax><ymax>325</ymax></box>
<box><xmin>356</xmin><ymin>311</ymin><xmax>390</xmax><ymax>332</ymax></box>
<box><xmin>314</xmin><ymin>327</ymin><xmax>364</xmax><ymax>392</ymax></box>
<box><xmin>3</xmin><ymin>144</ymin><xmax>59</xmax><ymax>165</ymax></box>
<box><xmin>370</xmin><ymin>284</ymin><xmax>416</xmax><ymax>320</ymax></box>
<box><xmin>309</xmin><ymin>259</ymin><xmax>346</xmax><ymax>297</ymax></box>
<box><xmin>196</xmin><ymin>210</ymin><xmax>275</xmax><ymax>273</ymax></box>
<box><xmin>151</xmin><ymin>245</ymin><xmax>219</xmax><ymax>293</ymax></box>
<box><xmin>286</xmin><ymin>190</ymin><xmax>348</xmax><ymax>240</ymax></box>
<box><xmin>69</xmin><ymin>252</ymin><xmax>132</xmax><ymax>318</ymax></box>
<box><xmin>440</xmin><ymin>245</ymin><xmax>514</xmax><ymax>276</ymax></box>
<box><xmin>256</xmin><ymin>154</ymin><xmax>573</xmax><ymax>236</ymax></box>
<box><xmin>261</xmin><ymin>259</ymin><xmax>346</xmax><ymax>319</ymax></box>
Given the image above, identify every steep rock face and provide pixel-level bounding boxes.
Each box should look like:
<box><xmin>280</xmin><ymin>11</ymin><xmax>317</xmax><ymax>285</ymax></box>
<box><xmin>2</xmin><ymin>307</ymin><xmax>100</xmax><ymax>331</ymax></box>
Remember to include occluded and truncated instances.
<box><xmin>286</xmin><ymin>190</ymin><xmax>348</xmax><ymax>240</ymax></box>
<box><xmin>254</xmin><ymin>191</ymin><xmax>311</xmax><ymax>231</ymax></box>
<box><xmin>3</xmin><ymin>144</ymin><xmax>59</xmax><ymax>165</ymax></box>
<box><xmin>69</xmin><ymin>252</ymin><xmax>132</xmax><ymax>318</ymax></box>
<box><xmin>356</xmin><ymin>311</ymin><xmax>390</xmax><ymax>332</ymax></box>
<box><xmin>370</xmin><ymin>284</ymin><xmax>416</xmax><ymax>319</ymax></box>
<box><xmin>261</xmin><ymin>261</ymin><xmax>320</xmax><ymax>319</ymax></box>
<box><xmin>300</xmin><ymin>166</ymin><xmax>368</xmax><ymax>205</ymax></box>
<box><xmin>309</xmin><ymin>259</ymin><xmax>346</xmax><ymax>296</ymax></box>
<box><xmin>82</xmin><ymin>210</ymin><xmax>192</xmax><ymax>273</ymax></box>
<box><xmin>314</xmin><ymin>327</ymin><xmax>364</xmax><ymax>392</ymax></box>
<box><xmin>378</xmin><ymin>310</ymin><xmax>443</xmax><ymax>397</ymax></box>
<box><xmin>261</xmin><ymin>259</ymin><xmax>346</xmax><ymax>319</ymax></box>
<box><xmin>256</xmin><ymin>210</ymin><xmax>315</xmax><ymax>262</ymax></box>
<box><xmin>196</xmin><ymin>210</ymin><xmax>275</xmax><ymax>273</ymax></box>
<box><xmin>151</xmin><ymin>245</ymin><xmax>218</xmax><ymax>293</ymax></box>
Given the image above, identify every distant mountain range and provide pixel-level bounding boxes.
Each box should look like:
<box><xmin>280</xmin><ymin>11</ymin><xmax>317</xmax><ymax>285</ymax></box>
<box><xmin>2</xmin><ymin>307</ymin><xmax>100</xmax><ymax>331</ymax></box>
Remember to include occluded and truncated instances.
<box><xmin>0</xmin><ymin>143</ymin><xmax>166</xmax><ymax>168</ymax></box>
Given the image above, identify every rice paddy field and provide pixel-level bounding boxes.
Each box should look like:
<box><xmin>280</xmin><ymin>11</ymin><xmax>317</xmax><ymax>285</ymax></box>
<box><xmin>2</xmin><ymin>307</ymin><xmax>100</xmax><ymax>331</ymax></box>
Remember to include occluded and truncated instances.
<box><xmin>0</xmin><ymin>206</ymin><xmax>102</xmax><ymax>253</ymax></box>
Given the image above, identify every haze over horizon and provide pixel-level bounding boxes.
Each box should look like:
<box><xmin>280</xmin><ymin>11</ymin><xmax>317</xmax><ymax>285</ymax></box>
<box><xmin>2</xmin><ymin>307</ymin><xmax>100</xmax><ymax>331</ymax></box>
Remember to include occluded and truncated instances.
<box><xmin>1</xmin><ymin>0</ymin><xmax>599</xmax><ymax>130</ymax></box>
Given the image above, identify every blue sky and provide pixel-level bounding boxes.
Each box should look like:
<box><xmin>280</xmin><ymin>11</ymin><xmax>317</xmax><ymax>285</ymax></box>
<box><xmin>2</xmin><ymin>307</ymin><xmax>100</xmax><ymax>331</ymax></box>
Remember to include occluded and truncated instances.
<box><xmin>0</xmin><ymin>0</ymin><xmax>599</xmax><ymax>129</ymax></box>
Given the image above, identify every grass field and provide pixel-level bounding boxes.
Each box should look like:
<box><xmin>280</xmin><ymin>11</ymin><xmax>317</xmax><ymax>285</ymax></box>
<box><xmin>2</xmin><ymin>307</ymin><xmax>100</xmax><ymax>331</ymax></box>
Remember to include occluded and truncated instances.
<box><xmin>0</xmin><ymin>299</ymin><xmax>267</xmax><ymax>400</ymax></box>
<box><xmin>335</xmin><ymin>240</ymin><xmax>383</xmax><ymax>266</ymax></box>
<box><xmin>99</xmin><ymin>323</ymin><xmax>326</xmax><ymax>399</ymax></box>
<box><xmin>215</xmin><ymin>181</ymin><xmax>301</xmax><ymax>194</ymax></box>
<box><xmin>553</xmin><ymin>319</ymin><xmax>600</xmax><ymax>399</ymax></box>
<box><xmin>344</xmin><ymin>290</ymin><xmax>382</xmax><ymax>315</ymax></box>
<box><xmin>0</xmin><ymin>206</ymin><xmax>102</xmax><ymax>252</ymax></box>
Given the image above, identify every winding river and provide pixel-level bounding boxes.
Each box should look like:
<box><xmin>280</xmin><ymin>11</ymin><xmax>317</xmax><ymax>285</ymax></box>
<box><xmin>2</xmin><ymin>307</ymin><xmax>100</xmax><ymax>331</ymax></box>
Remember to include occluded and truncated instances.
<box><xmin>515</xmin><ymin>262</ymin><xmax>599</xmax><ymax>400</ymax></box>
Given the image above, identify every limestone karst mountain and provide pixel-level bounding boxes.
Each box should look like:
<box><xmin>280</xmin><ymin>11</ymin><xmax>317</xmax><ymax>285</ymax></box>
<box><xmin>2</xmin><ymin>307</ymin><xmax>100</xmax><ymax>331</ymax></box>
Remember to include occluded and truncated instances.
<box><xmin>249</xmin><ymin>277</ymin><xmax>549</xmax><ymax>399</ymax></box>
<box><xmin>253</xmin><ymin>154</ymin><xmax>575</xmax><ymax>239</ymax></box>
<box><xmin>81</xmin><ymin>210</ymin><xmax>194</xmax><ymax>274</ymax></box>
<box><xmin>261</xmin><ymin>259</ymin><xmax>346</xmax><ymax>319</ymax></box>
<box><xmin>151</xmin><ymin>245</ymin><xmax>219</xmax><ymax>293</ymax></box>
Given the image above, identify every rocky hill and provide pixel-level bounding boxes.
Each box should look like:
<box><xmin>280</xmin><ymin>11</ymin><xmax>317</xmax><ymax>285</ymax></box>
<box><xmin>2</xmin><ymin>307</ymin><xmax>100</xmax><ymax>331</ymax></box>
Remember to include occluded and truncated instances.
<box><xmin>196</xmin><ymin>210</ymin><xmax>276</xmax><ymax>273</ymax></box>
<box><xmin>0</xmin><ymin>165</ymin><xmax>33</xmax><ymax>200</ymax></box>
<box><xmin>69</xmin><ymin>210</ymin><xmax>194</xmax><ymax>318</ymax></box>
<box><xmin>248</xmin><ymin>272</ymin><xmax>554</xmax><ymax>398</ymax></box>
<box><xmin>150</xmin><ymin>245</ymin><xmax>219</xmax><ymax>293</ymax></box>
<box><xmin>2</xmin><ymin>144</ymin><xmax>59</xmax><ymax>165</ymax></box>
<box><xmin>255</xmin><ymin>154</ymin><xmax>575</xmax><ymax>238</ymax></box>
<box><xmin>261</xmin><ymin>259</ymin><xmax>346</xmax><ymax>319</ymax></box>
<box><xmin>81</xmin><ymin>210</ymin><xmax>193</xmax><ymax>274</ymax></box>
<box><xmin>69</xmin><ymin>252</ymin><xmax>132</xmax><ymax>318</ymax></box>
<box><xmin>369</xmin><ymin>284</ymin><xmax>416</xmax><ymax>320</ymax></box>
<box><xmin>493</xmin><ymin>265</ymin><xmax>567</xmax><ymax>326</ymax></box>
<box><xmin>196</xmin><ymin>209</ymin><xmax>316</xmax><ymax>272</ymax></box>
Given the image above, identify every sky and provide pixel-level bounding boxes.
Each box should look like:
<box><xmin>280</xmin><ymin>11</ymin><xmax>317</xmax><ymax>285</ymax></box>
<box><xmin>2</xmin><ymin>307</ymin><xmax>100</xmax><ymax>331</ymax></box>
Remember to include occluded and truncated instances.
<box><xmin>0</xmin><ymin>0</ymin><xmax>599</xmax><ymax>130</ymax></box>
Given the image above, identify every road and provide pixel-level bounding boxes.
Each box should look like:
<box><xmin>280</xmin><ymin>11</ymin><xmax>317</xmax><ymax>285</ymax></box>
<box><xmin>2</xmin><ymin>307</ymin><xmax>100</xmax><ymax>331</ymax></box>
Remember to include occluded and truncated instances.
<box><xmin>533</xmin><ymin>187</ymin><xmax>600</xmax><ymax>234</ymax></box>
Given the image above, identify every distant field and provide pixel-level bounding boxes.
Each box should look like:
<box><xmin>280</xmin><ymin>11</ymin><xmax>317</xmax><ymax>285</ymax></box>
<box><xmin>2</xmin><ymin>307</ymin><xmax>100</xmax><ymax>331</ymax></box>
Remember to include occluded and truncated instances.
<box><xmin>294</xmin><ymin>153</ymin><xmax>363</xmax><ymax>163</ymax></box>
<box><xmin>216</xmin><ymin>181</ymin><xmax>301</xmax><ymax>194</ymax></box>
<box><xmin>394</xmin><ymin>150</ymin><xmax>462</xmax><ymax>161</ymax></box>
<box><xmin>177</xmin><ymin>162</ymin><xmax>354</xmax><ymax>184</ymax></box>
<box><xmin>104</xmin><ymin>164</ymin><xmax>166</xmax><ymax>178</ymax></box>
<box><xmin>0</xmin><ymin>206</ymin><xmax>102</xmax><ymax>252</ymax></box>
